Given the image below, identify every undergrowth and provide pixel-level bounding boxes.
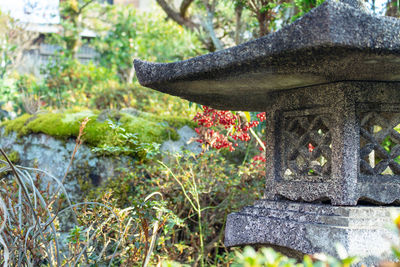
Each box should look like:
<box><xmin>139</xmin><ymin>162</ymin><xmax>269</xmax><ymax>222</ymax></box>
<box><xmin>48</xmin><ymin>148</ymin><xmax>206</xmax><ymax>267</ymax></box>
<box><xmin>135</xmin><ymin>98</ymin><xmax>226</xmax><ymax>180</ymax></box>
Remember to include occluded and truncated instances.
<box><xmin>2</xmin><ymin>143</ymin><xmax>394</xmax><ymax>266</ymax></box>
<box><xmin>82</xmin><ymin>151</ymin><xmax>266</xmax><ymax>265</ymax></box>
<box><xmin>0</xmin><ymin>119</ymin><xmax>180</xmax><ymax>266</ymax></box>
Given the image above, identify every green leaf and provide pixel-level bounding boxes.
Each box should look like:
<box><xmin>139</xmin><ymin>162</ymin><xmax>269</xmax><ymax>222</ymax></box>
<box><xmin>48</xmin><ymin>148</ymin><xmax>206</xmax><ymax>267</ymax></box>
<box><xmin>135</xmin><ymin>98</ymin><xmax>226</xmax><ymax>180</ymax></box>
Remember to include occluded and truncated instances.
<box><xmin>303</xmin><ymin>255</ymin><xmax>314</xmax><ymax>267</ymax></box>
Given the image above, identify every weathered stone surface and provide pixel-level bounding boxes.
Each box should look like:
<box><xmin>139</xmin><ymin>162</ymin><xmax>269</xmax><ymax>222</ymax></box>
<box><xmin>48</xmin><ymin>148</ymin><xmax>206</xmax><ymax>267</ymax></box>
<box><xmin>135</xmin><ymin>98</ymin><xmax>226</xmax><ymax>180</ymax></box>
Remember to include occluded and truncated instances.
<box><xmin>134</xmin><ymin>0</ymin><xmax>400</xmax><ymax>111</ymax></box>
<box><xmin>225</xmin><ymin>200</ymin><xmax>400</xmax><ymax>265</ymax></box>
<box><xmin>160</xmin><ymin>126</ymin><xmax>202</xmax><ymax>155</ymax></box>
<box><xmin>263</xmin><ymin>81</ymin><xmax>400</xmax><ymax>205</ymax></box>
<box><xmin>0</xmin><ymin>128</ymin><xmax>135</xmax><ymax>201</ymax></box>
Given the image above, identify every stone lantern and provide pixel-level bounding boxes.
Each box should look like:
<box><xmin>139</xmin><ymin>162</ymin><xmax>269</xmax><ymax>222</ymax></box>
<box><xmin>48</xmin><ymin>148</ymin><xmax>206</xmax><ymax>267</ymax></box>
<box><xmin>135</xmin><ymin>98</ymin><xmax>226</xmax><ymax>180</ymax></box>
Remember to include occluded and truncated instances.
<box><xmin>135</xmin><ymin>0</ymin><xmax>400</xmax><ymax>264</ymax></box>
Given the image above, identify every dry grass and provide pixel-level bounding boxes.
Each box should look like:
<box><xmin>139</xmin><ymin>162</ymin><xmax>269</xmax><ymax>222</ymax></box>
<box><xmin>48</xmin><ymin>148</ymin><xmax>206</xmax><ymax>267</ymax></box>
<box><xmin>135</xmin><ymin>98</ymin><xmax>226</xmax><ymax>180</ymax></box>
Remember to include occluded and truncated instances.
<box><xmin>0</xmin><ymin>118</ymin><xmax>166</xmax><ymax>266</ymax></box>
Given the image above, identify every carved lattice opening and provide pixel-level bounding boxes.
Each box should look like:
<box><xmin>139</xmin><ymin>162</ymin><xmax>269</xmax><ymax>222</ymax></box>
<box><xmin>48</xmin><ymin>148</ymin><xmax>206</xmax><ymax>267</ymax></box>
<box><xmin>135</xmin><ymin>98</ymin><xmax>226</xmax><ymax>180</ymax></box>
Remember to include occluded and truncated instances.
<box><xmin>360</xmin><ymin>112</ymin><xmax>400</xmax><ymax>175</ymax></box>
<box><xmin>283</xmin><ymin>115</ymin><xmax>332</xmax><ymax>181</ymax></box>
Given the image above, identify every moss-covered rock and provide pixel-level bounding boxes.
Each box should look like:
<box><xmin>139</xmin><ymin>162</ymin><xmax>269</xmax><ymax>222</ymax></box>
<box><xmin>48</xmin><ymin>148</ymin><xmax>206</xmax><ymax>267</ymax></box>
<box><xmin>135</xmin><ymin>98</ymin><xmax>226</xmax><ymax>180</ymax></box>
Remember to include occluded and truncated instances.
<box><xmin>2</xmin><ymin>111</ymin><xmax>104</xmax><ymax>144</ymax></box>
<box><xmin>3</xmin><ymin>113</ymin><xmax>32</xmax><ymax>136</ymax></box>
<box><xmin>1</xmin><ymin>109</ymin><xmax>194</xmax><ymax>149</ymax></box>
<box><xmin>0</xmin><ymin>128</ymin><xmax>139</xmax><ymax>203</ymax></box>
<box><xmin>119</xmin><ymin>113</ymin><xmax>179</xmax><ymax>143</ymax></box>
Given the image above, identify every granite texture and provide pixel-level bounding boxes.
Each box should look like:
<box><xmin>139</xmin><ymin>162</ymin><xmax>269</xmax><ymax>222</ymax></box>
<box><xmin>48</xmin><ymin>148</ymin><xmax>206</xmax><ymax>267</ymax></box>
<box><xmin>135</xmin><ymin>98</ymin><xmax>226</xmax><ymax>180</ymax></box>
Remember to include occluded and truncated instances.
<box><xmin>264</xmin><ymin>81</ymin><xmax>400</xmax><ymax>205</ymax></box>
<box><xmin>225</xmin><ymin>200</ymin><xmax>400</xmax><ymax>265</ymax></box>
<box><xmin>160</xmin><ymin>125</ymin><xmax>202</xmax><ymax>155</ymax></box>
<box><xmin>134</xmin><ymin>0</ymin><xmax>400</xmax><ymax>111</ymax></box>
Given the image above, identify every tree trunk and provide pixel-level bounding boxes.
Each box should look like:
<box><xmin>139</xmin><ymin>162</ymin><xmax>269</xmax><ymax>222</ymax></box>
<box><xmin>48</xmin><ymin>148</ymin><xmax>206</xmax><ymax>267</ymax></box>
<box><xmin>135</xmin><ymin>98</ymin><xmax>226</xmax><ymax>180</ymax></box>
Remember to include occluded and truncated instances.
<box><xmin>127</xmin><ymin>64</ymin><xmax>135</xmax><ymax>84</ymax></box>
<box><xmin>202</xmin><ymin>9</ymin><xmax>223</xmax><ymax>51</ymax></box>
<box><xmin>386</xmin><ymin>0</ymin><xmax>400</xmax><ymax>17</ymax></box>
<box><xmin>258</xmin><ymin>12</ymin><xmax>268</xmax><ymax>37</ymax></box>
<box><xmin>235</xmin><ymin>4</ymin><xmax>244</xmax><ymax>45</ymax></box>
<box><xmin>180</xmin><ymin>0</ymin><xmax>195</xmax><ymax>17</ymax></box>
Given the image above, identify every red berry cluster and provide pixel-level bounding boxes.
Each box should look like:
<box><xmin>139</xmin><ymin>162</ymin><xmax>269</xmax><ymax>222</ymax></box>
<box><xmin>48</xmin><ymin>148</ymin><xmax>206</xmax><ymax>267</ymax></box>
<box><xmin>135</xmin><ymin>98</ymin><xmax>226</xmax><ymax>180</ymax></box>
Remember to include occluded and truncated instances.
<box><xmin>193</xmin><ymin>106</ymin><xmax>236</xmax><ymax>128</ymax></box>
<box><xmin>252</xmin><ymin>141</ymin><xmax>266</xmax><ymax>165</ymax></box>
<box><xmin>193</xmin><ymin>106</ymin><xmax>266</xmax><ymax>152</ymax></box>
<box><xmin>252</xmin><ymin>153</ymin><xmax>266</xmax><ymax>164</ymax></box>
<box><xmin>256</xmin><ymin>112</ymin><xmax>266</xmax><ymax>122</ymax></box>
<box><xmin>195</xmin><ymin>128</ymin><xmax>236</xmax><ymax>151</ymax></box>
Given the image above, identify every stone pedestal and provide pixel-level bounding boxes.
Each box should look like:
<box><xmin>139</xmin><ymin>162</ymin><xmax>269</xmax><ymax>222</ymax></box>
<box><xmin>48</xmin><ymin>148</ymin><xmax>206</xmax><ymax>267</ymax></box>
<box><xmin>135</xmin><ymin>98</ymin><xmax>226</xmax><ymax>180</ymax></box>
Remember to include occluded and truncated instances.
<box><xmin>225</xmin><ymin>200</ymin><xmax>400</xmax><ymax>265</ymax></box>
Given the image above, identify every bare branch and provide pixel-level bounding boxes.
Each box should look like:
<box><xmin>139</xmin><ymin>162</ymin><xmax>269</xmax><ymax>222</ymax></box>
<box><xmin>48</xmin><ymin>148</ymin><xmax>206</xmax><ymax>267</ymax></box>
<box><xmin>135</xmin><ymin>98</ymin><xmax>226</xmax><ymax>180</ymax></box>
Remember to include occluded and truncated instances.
<box><xmin>156</xmin><ymin>0</ymin><xmax>200</xmax><ymax>30</ymax></box>
<box><xmin>180</xmin><ymin>0</ymin><xmax>195</xmax><ymax>17</ymax></box>
<box><xmin>78</xmin><ymin>0</ymin><xmax>97</xmax><ymax>14</ymax></box>
<box><xmin>200</xmin><ymin>1</ymin><xmax>223</xmax><ymax>50</ymax></box>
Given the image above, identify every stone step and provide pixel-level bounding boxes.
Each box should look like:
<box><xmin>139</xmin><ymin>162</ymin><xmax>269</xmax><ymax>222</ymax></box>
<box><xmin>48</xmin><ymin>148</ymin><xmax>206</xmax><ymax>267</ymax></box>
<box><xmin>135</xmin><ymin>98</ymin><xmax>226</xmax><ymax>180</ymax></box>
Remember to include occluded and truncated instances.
<box><xmin>253</xmin><ymin>199</ymin><xmax>400</xmax><ymax>218</ymax></box>
<box><xmin>240</xmin><ymin>205</ymin><xmax>395</xmax><ymax>228</ymax></box>
<box><xmin>225</xmin><ymin>200</ymin><xmax>400</xmax><ymax>265</ymax></box>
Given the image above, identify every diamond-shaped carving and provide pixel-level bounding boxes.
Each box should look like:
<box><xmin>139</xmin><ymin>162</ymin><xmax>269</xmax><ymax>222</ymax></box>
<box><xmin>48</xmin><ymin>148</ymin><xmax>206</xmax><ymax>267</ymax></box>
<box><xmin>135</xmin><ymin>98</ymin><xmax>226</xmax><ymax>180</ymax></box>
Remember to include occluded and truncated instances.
<box><xmin>283</xmin><ymin>115</ymin><xmax>332</xmax><ymax>181</ymax></box>
<box><xmin>360</xmin><ymin>112</ymin><xmax>400</xmax><ymax>175</ymax></box>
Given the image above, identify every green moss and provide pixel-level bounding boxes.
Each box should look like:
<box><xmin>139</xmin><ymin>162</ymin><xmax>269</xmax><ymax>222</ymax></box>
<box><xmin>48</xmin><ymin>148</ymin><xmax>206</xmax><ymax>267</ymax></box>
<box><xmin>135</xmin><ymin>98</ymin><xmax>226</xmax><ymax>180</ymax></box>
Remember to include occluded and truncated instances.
<box><xmin>1</xmin><ymin>110</ymin><xmax>109</xmax><ymax>145</ymax></box>
<box><xmin>81</xmin><ymin>120</ymin><xmax>111</xmax><ymax>146</ymax></box>
<box><xmin>1</xmin><ymin>114</ymin><xmax>32</xmax><ymax>135</ymax></box>
<box><xmin>27</xmin><ymin>113</ymin><xmax>80</xmax><ymax>139</ymax></box>
<box><xmin>0</xmin><ymin>150</ymin><xmax>20</xmax><ymax>174</ymax></box>
<box><xmin>131</xmin><ymin>112</ymin><xmax>196</xmax><ymax>141</ymax></box>
<box><xmin>120</xmin><ymin>113</ymin><xmax>179</xmax><ymax>143</ymax></box>
<box><xmin>2</xmin><ymin>110</ymin><xmax>195</xmax><ymax>156</ymax></box>
<box><xmin>0</xmin><ymin>150</ymin><xmax>20</xmax><ymax>164</ymax></box>
<box><xmin>140</xmin><ymin>113</ymin><xmax>196</xmax><ymax>129</ymax></box>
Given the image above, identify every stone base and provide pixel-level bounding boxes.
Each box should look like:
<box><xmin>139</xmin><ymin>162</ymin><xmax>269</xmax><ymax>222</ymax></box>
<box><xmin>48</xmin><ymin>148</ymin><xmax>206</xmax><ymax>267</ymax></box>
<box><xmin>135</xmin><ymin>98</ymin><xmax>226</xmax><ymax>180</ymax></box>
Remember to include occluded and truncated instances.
<box><xmin>225</xmin><ymin>200</ymin><xmax>400</xmax><ymax>265</ymax></box>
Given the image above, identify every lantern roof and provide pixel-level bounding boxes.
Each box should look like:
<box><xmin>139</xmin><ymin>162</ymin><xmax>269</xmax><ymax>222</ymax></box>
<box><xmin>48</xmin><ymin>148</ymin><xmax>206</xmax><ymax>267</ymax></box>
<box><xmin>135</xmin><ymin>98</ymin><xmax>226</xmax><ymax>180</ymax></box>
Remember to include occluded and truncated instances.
<box><xmin>134</xmin><ymin>0</ymin><xmax>400</xmax><ymax>111</ymax></box>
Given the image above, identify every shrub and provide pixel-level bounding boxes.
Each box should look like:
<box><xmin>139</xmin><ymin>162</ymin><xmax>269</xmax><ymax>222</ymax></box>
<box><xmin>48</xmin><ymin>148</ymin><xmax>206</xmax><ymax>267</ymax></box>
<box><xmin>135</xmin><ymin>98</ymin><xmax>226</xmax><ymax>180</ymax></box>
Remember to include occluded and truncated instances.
<box><xmin>82</xmin><ymin>151</ymin><xmax>265</xmax><ymax>265</ymax></box>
